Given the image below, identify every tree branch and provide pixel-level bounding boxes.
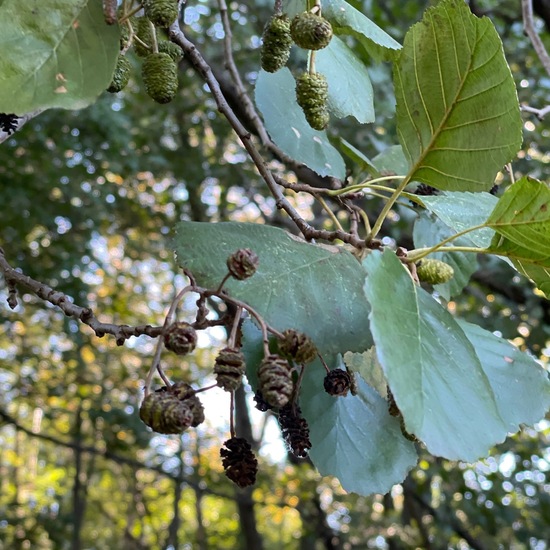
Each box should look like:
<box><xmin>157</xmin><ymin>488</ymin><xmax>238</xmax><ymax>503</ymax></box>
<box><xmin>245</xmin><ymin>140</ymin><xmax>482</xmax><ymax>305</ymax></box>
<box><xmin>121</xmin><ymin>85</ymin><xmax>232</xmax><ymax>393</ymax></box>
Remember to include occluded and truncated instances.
<box><xmin>522</xmin><ymin>0</ymin><xmax>550</xmax><ymax>76</ymax></box>
<box><xmin>520</xmin><ymin>103</ymin><xmax>550</xmax><ymax>120</ymax></box>
<box><xmin>0</xmin><ymin>247</ymin><xmax>163</xmax><ymax>345</ymax></box>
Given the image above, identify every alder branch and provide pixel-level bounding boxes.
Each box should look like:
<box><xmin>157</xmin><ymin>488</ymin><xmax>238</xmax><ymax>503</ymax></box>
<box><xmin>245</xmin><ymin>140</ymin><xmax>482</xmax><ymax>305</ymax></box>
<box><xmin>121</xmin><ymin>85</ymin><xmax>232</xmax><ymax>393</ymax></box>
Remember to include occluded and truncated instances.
<box><xmin>168</xmin><ymin>25</ymin><xmax>364</xmax><ymax>248</ymax></box>
<box><xmin>0</xmin><ymin>247</ymin><xmax>163</xmax><ymax>345</ymax></box>
<box><xmin>520</xmin><ymin>103</ymin><xmax>550</xmax><ymax>120</ymax></box>
<box><xmin>522</xmin><ymin>0</ymin><xmax>550</xmax><ymax>76</ymax></box>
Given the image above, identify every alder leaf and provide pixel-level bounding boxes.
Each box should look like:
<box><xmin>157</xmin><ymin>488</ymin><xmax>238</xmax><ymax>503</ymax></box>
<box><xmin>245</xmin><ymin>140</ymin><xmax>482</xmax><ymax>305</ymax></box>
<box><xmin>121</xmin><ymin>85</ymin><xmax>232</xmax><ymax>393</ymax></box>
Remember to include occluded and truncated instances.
<box><xmin>316</xmin><ymin>36</ymin><xmax>374</xmax><ymax>124</ymax></box>
<box><xmin>363</xmin><ymin>249</ymin><xmax>509</xmax><ymax>462</ymax></box>
<box><xmin>175</xmin><ymin>222</ymin><xmax>372</xmax><ymax>355</ymax></box>
<box><xmin>486</xmin><ymin>177</ymin><xmax>550</xmax><ymax>296</ymax></box>
<box><xmin>0</xmin><ymin>0</ymin><xmax>120</xmax><ymax>114</ymax></box>
<box><xmin>457</xmin><ymin>320</ymin><xmax>550</xmax><ymax>431</ymax></box>
<box><xmin>419</xmin><ymin>192</ymin><xmax>498</xmax><ymax>248</ymax></box>
<box><xmin>394</xmin><ymin>0</ymin><xmax>522</xmax><ymax>191</ymax></box>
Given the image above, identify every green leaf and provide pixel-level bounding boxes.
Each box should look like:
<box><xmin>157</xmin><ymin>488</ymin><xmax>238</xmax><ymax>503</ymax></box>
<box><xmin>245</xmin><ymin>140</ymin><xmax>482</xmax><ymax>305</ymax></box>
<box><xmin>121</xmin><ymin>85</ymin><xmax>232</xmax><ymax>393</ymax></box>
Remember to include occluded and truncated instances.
<box><xmin>316</xmin><ymin>36</ymin><xmax>374</xmax><ymax>124</ymax></box>
<box><xmin>301</xmin><ymin>356</ymin><xmax>418</xmax><ymax>495</ymax></box>
<box><xmin>486</xmin><ymin>177</ymin><xmax>550</xmax><ymax>295</ymax></box>
<box><xmin>372</xmin><ymin>145</ymin><xmax>410</xmax><ymax>176</ymax></box>
<box><xmin>0</xmin><ymin>0</ymin><xmax>120</xmax><ymax>114</ymax></box>
<box><xmin>419</xmin><ymin>192</ymin><xmax>498</xmax><ymax>248</ymax></box>
<box><xmin>413</xmin><ymin>212</ymin><xmax>479</xmax><ymax>299</ymax></box>
<box><xmin>255</xmin><ymin>68</ymin><xmax>346</xmax><ymax>179</ymax></box>
<box><xmin>457</xmin><ymin>320</ymin><xmax>550</xmax><ymax>431</ymax></box>
<box><xmin>394</xmin><ymin>0</ymin><xmax>522</xmax><ymax>192</ymax></box>
<box><xmin>242</xmin><ymin>322</ymin><xmax>417</xmax><ymax>496</ymax></box>
<box><xmin>174</xmin><ymin>222</ymin><xmax>372</xmax><ymax>355</ymax></box>
<box><xmin>363</xmin><ymin>249</ymin><xmax>508</xmax><ymax>461</ymax></box>
<box><xmin>321</xmin><ymin>0</ymin><xmax>401</xmax><ymax>61</ymax></box>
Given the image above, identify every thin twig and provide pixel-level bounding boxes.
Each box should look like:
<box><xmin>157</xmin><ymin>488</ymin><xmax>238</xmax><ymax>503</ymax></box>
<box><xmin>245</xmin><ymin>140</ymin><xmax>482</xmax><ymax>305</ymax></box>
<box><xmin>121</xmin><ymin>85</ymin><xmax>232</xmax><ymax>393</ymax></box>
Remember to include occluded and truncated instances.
<box><xmin>217</xmin><ymin>0</ymin><xmax>270</xmax><ymax>144</ymax></box>
<box><xmin>0</xmin><ymin>248</ymin><xmax>163</xmax><ymax>345</ymax></box>
<box><xmin>520</xmin><ymin>103</ymin><xmax>550</xmax><ymax>120</ymax></box>
<box><xmin>522</xmin><ymin>0</ymin><xmax>550</xmax><ymax>76</ymax></box>
<box><xmin>144</xmin><ymin>286</ymin><xmax>191</xmax><ymax>395</ymax></box>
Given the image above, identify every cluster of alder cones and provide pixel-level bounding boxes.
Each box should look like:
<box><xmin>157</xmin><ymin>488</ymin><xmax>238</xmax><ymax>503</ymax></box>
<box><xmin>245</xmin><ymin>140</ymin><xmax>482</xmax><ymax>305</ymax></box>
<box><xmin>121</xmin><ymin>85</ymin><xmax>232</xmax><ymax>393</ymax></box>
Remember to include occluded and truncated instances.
<box><xmin>108</xmin><ymin>1</ymin><xmax>183</xmax><ymax>103</ymax></box>
<box><xmin>138</xmin><ymin>248</ymin><xmax>356</xmax><ymax>488</ymax></box>
<box><xmin>260</xmin><ymin>7</ymin><xmax>334</xmax><ymax>130</ymax></box>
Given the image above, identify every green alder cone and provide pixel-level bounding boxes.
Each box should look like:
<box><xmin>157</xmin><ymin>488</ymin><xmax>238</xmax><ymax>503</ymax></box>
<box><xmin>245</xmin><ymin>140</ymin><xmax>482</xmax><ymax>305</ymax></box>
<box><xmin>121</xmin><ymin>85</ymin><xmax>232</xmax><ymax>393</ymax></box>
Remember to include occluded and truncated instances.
<box><xmin>158</xmin><ymin>40</ymin><xmax>183</xmax><ymax>63</ymax></box>
<box><xmin>107</xmin><ymin>55</ymin><xmax>132</xmax><ymax>93</ymax></box>
<box><xmin>290</xmin><ymin>12</ymin><xmax>333</xmax><ymax>51</ymax></box>
<box><xmin>142</xmin><ymin>52</ymin><xmax>179</xmax><ymax>104</ymax></box>
<box><xmin>134</xmin><ymin>17</ymin><xmax>155</xmax><ymax>57</ymax></box>
<box><xmin>143</xmin><ymin>0</ymin><xmax>179</xmax><ymax>28</ymax></box>
<box><xmin>119</xmin><ymin>14</ymin><xmax>137</xmax><ymax>51</ymax></box>
<box><xmin>295</xmin><ymin>72</ymin><xmax>329</xmax><ymax>130</ymax></box>
<box><xmin>260</xmin><ymin>14</ymin><xmax>293</xmax><ymax>73</ymax></box>
<box><xmin>416</xmin><ymin>258</ymin><xmax>455</xmax><ymax>285</ymax></box>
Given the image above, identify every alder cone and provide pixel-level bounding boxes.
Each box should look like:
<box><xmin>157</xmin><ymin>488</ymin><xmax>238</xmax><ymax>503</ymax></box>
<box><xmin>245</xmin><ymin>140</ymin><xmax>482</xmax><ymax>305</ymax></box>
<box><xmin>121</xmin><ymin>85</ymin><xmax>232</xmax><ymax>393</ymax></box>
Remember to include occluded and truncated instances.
<box><xmin>214</xmin><ymin>347</ymin><xmax>246</xmax><ymax>392</ymax></box>
<box><xmin>107</xmin><ymin>55</ymin><xmax>132</xmax><ymax>93</ymax></box>
<box><xmin>260</xmin><ymin>14</ymin><xmax>293</xmax><ymax>73</ymax></box>
<box><xmin>139</xmin><ymin>390</ymin><xmax>194</xmax><ymax>434</ymax></box>
<box><xmin>220</xmin><ymin>437</ymin><xmax>258</xmax><ymax>488</ymax></box>
<box><xmin>295</xmin><ymin>72</ymin><xmax>329</xmax><ymax>130</ymax></box>
<box><xmin>143</xmin><ymin>0</ymin><xmax>179</xmax><ymax>28</ymax></box>
<box><xmin>258</xmin><ymin>354</ymin><xmax>293</xmax><ymax>408</ymax></box>
<box><xmin>290</xmin><ymin>12</ymin><xmax>333</xmax><ymax>50</ymax></box>
<box><xmin>158</xmin><ymin>40</ymin><xmax>183</xmax><ymax>63</ymax></box>
<box><xmin>142</xmin><ymin>52</ymin><xmax>178</xmax><ymax>104</ymax></box>
<box><xmin>171</xmin><ymin>382</ymin><xmax>205</xmax><ymax>427</ymax></box>
<box><xmin>416</xmin><ymin>259</ymin><xmax>454</xmax><ymax>285</ymax></box>
<box><xmin>323</xmin><ymin>368</ymin><xmax>352</xmax><ymax>397</ymax></box>
<box><xmin>227</xmin><ymin>248</ymin><xmax>259</xmax><ymax>280</ymax></box>
<box><xmin>278</xmin><ymin>329</ymin><xmax>317</xmax><ymax>364</ymax></box>
<box><xmin>163</xmin><ymin>322</ymin><xmax>197</xmax><ymax>355</ymax></box>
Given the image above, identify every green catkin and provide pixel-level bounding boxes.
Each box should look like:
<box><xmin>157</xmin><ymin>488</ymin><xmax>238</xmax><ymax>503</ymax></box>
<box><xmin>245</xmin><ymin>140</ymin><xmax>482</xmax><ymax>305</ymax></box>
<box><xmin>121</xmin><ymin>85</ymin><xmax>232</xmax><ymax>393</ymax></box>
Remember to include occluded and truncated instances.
<box><xmin>295</xmin><ymin>72</ymin><xmax>330</xmax><ymax>130</ymax></box>
<box><xmin>260</xmin><ymin>14</ymin><xmax>293</xmax><ymax>73</ymax></box>
<box><xmin>290</xmin><ymin>11</ymin><xmax>333</xmax><ymax>50</ymax></box>
<box><xmin>107</xmin><ymin>55</ymin><xmax>132</xmax><ymax>93</ymax></box>
<box><xmin>142</xmin><ymin>52</ymin><xmax>179</xmax><ymax>104</ymax></box>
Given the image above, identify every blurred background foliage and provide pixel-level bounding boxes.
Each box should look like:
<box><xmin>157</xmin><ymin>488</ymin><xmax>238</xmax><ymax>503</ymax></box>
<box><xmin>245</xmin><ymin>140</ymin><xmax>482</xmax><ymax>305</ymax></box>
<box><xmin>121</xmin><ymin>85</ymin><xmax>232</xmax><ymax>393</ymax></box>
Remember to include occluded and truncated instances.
<box><xmin>0</xmin><ymin>0</ymin><xmax>549</xmax><ymax>548</ymax></box>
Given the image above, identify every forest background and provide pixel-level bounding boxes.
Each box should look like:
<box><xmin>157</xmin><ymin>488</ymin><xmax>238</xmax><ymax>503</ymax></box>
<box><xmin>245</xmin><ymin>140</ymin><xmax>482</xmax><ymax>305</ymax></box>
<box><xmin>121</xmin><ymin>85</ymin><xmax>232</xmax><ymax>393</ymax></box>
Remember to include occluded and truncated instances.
<box><xmin>1</xmin><ymin>0</ymin><xmax>550</xmax><ymax>549</ymax></box>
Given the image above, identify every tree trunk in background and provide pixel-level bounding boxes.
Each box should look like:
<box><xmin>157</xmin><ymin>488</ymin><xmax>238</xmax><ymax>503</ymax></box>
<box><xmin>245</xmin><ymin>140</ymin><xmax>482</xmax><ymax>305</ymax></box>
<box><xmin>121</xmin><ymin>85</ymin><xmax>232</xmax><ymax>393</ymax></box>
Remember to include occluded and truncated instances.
<box><xmin>71</xmin><ymin>404</ymin><xmax>86</xmax><ymax>550</ymax></box>
<box><xmin>234</xmin><ymin>385</ymin><xmax>264</xmax><ymax>550</ymax></box>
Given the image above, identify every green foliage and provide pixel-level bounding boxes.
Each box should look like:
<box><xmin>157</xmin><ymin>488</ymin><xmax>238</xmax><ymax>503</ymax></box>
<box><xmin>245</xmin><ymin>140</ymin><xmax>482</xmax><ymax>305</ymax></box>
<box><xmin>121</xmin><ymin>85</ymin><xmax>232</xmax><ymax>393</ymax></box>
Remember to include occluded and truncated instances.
<box><xmin>0</xmin><ymin>0</ymin><xmax>119</xmax><ymax>114</ymax></box>
<box><xmin>394</xmin><ymin>0</ymin><xmax>522</xmax><ymax>191</ymax></box>
<box><xmin>1</xmin><ymin>0</ymin><xmax>550</xmax><ymax>546</ymax></box>
<box><xmin>487</xmin><ymin>177</ymin><xmax>550</xmax><ymax>296</ymax></box>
